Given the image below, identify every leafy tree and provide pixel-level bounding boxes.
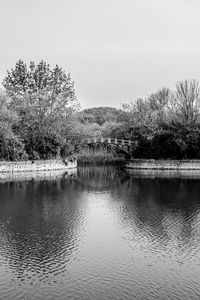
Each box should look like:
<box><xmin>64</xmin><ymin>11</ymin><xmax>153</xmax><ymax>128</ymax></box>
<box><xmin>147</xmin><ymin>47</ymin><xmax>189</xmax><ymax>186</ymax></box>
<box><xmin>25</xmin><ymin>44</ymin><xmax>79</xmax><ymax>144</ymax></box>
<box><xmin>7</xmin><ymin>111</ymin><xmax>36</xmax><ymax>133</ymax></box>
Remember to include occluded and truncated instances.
<box><xmin>121</xmin><ymin>88</ymin><xmax>171</xmax><ymax>129</ymax></box>
<box><xmin>72</xmin><ymin>122</ymin><xmax>102</xmax><ymax>139</ymax></box>
<box><xmin>0</xmin><ymin>92</ymin><xmax>27</xmax><ymax>160</ymax></box>
<box><xmin>3</xmin><ymin>60</ymin><xmax>76</xmax><ymax>101</ymax></box>
<box><xmin>101</xmin><ymin>121</ymin><xmax>129</xmax><ymax>138</ymax></box>
<box><xmin>2</xmin><ymin>60</ymin><xmax>79</xmax><ymax>159</ymax></box>
<box><xmin>102</xmin><ymin>121</ymin><xmax>121</xmax><ymax>137</ymax></box>
<box><xmin>80</xmin><ymin>107</ymin><xmax>123</xmax><ymax>125</ymax></box>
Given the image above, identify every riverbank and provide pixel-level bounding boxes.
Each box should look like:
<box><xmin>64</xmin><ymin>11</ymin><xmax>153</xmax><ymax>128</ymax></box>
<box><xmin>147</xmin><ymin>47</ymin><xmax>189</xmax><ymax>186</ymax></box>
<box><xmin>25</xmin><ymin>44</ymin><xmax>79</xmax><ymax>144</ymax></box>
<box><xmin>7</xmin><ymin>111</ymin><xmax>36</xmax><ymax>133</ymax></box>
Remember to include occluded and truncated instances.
<box><xmin>125</xmin><ymin>159</ymin><xmax>200</xmax><ymax>170</ymax></box>
<box><xmin>0</xmin><ymin>159</ymin><xmax>77</xmax><ymax>173</ymax></box>
<box><xmin>0</xmin><ymin>168</ymin><xmax>77</xmax><ymax>183</ymax></box>
<box><xmin>126</xmin><ymin>168</ymin><xmax>200</xmax><ymax>179</ymax></box>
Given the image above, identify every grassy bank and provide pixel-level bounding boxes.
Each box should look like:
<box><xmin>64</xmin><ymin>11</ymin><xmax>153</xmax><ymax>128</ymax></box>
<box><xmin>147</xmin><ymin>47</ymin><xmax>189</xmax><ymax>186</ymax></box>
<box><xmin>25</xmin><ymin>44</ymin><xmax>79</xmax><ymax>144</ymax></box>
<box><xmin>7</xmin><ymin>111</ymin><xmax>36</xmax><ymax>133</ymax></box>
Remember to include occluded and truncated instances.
<box><xmin>77</xmin><ymin>152</ymin><xmax>126</xmax><ymax>166</ymax></box>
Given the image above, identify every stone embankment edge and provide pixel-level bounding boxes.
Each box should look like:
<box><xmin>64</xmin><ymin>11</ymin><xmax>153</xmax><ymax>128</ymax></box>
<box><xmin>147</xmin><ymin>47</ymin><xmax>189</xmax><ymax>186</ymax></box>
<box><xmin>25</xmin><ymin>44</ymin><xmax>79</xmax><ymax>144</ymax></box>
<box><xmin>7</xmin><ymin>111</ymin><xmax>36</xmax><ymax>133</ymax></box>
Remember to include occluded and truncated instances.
<box><xmin>0</xmin><ymin>159</ymin><xmax>77</xmax><ymax>173</ymax></box>
<box><xmin>125</xmin><ymin>159</ymin><xmax>200</xmax><ymax>170</ymax></box>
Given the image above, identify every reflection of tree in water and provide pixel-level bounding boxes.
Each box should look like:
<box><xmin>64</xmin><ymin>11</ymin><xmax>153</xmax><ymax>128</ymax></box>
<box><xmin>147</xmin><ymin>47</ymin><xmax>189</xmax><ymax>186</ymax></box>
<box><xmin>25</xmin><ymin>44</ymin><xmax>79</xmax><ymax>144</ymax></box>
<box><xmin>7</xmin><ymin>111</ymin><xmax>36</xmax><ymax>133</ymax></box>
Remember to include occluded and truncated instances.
<box><xmin>0</xmin><ymin>174</ymin><xmax>86</xmax><ymax>281</ymax></box>
<box><xmin>115</xmin><ymin>175</ymin><xmax>200</xmax><ymax>249</ymax></box>
<box><xmin>1</xmin><ymin>167</ymin><xmax>200</xmax><ymax>283</ymax></box>
<box><xmin>75</xmin><ymin>166</ymin><xmax>130</xmax><ymax>191</ymax></box>
<box><xmin>71</xmin><ymin>167</ymin><xmax>200</xmax><ymax>248</ymax></box>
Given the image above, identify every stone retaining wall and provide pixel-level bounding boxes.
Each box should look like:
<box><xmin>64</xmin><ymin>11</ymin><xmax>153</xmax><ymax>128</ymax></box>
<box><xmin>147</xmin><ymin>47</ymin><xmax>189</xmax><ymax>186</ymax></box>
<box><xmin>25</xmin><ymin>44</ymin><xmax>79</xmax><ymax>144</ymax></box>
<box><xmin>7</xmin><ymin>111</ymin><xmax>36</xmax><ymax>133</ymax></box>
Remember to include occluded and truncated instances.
<box><xmin>0</xmin><ymin>169</ymin><xmax>77</xmax><ymax>182</ymax></box>
<box><xmin>125</xmin><ymin>159</ymin><xmax>200</xmax><ymax>170</ymax></box>
<box><xmin>0</xmin><ymin>159</ymin><xmax>77</xmax><ymax>173</ymax></box>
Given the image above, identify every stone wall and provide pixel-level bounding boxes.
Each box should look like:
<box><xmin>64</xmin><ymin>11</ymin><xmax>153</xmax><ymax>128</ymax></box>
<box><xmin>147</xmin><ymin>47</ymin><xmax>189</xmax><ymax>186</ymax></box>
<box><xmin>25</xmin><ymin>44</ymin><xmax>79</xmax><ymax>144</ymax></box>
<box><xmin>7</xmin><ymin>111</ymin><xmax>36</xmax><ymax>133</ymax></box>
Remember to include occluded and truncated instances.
<box><xmin>0</xmin><ymin>159</ymin><xmax>77</xmax><ymax>173</ymax></box>
<box><xmin>125</xmin><ymin>159</ymin><xmax>200</xmax><ymax>170</ymax></box>
<box><xmin>0</xmin><ymin>168</ymin><xmax>77</xmax><ymax>182</ymax></box>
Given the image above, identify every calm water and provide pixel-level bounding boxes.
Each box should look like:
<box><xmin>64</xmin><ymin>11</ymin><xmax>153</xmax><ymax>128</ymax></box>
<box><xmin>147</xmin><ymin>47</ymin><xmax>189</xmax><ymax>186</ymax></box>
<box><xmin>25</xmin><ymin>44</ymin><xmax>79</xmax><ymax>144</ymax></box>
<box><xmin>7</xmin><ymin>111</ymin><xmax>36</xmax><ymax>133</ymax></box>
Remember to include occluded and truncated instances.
<box><xmin>0</xmin><ymin>167</ymin><xmax>200</xmax><ymax>299</ymax></box>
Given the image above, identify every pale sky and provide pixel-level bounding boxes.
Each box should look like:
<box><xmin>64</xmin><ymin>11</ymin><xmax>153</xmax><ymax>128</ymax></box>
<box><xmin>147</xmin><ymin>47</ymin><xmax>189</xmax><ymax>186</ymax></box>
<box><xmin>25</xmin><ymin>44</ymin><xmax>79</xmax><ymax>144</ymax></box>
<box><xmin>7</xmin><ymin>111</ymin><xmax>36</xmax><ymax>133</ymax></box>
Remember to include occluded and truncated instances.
<box><xmin>1</xmin><ymin>0</ymin><xmax>200</xmax><ymax>108</ymax></box>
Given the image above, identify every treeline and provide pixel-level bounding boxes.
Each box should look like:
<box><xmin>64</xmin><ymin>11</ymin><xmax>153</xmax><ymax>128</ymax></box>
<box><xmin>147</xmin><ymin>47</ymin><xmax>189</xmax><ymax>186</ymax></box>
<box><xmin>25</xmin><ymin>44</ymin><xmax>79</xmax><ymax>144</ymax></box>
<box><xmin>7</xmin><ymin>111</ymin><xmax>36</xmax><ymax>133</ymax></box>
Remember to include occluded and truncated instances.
<box><xmin>79</xmin><ymin>80</ymin><xmax>200</xmax><ymax>159</ymax></box>
<box><xmin>1</xmin><ymin>59</ymin><xmax>200</xmax><ymax>160</ymax></box>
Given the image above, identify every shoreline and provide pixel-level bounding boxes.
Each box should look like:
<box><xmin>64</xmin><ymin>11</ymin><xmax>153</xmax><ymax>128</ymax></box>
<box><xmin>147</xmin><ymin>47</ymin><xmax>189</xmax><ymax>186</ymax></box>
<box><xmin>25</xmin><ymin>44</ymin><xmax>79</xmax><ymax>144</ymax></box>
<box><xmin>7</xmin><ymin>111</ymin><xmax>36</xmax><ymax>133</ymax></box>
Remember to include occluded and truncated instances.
<box><xmin>125</xmin><ymin>159</ymin><xmax>200</xmax><ymax>170</ymax></box>
<box><xmin>0</xmin><ymin>168</ymin><xmax>77</xmax><ymax>183</ymax></box>
<box><xmin>0</xmin><ymin>159</ymin><xmax>77</xmax><ymax>173</ymax></box>
<box><xmin>126</xmin><ymin>168</ymin><xmax>200</xmax><ymax>179</ymax></box>
<box><xmin>3</xmin><ymin>159</ymin><xmax>200</xmax><ymax>172</ymax></box>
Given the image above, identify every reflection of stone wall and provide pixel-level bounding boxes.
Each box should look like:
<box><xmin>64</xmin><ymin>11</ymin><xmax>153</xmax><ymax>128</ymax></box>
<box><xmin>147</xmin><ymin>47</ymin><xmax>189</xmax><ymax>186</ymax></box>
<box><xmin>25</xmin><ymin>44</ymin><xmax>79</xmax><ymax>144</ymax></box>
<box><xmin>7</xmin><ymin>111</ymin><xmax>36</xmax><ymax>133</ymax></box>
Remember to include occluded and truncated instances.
<box><xmin>0</xmin><ymin>160</ymin><xmax>77</xmax><ymax>173</ymax></box>
<box><xmin>126</xmin><ymin>159</ymin><xmax>200</xmax><ymax>170</ymax></box>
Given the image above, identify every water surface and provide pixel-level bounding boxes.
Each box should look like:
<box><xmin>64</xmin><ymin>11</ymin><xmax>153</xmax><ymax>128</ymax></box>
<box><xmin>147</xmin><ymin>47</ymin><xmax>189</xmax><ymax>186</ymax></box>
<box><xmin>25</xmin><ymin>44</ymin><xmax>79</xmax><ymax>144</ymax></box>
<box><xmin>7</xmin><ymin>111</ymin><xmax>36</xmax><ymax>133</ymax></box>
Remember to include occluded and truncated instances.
<box><xmin>0</xmin><ymin>167</ymin><xmax>200</xmax><ymax>299</ymax></box>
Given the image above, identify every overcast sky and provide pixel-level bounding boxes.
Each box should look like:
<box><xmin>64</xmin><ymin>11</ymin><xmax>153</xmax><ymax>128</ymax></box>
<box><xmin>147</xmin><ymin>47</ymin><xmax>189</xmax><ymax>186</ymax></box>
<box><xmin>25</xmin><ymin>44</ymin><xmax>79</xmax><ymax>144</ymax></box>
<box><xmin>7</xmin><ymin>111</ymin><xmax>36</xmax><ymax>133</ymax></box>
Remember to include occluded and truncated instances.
<box><xmin>1</xmin><ymin>0</ymin><xmax>200</xmax><ymax>108</ymax></box>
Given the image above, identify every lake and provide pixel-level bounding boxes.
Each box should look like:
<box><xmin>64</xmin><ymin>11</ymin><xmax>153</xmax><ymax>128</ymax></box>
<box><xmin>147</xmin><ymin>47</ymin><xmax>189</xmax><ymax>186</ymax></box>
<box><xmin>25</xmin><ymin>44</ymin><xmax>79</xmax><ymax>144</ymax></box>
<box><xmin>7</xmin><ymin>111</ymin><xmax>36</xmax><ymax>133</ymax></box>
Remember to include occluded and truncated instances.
<box><xmin>0</xmin><ymin>166</ymin><xmax>200</xmax><ymax>299</ymax></box>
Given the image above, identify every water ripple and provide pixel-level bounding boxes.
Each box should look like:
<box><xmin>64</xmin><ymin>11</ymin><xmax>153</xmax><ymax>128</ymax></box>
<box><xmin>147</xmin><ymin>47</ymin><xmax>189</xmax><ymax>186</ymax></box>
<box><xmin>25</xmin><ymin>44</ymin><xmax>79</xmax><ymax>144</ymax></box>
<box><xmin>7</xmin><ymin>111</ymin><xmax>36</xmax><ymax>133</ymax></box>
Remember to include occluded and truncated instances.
<box><xmin>0</xmin><ymin>167</ymin><xmax>200</xmax><ymax>299</ymax></box>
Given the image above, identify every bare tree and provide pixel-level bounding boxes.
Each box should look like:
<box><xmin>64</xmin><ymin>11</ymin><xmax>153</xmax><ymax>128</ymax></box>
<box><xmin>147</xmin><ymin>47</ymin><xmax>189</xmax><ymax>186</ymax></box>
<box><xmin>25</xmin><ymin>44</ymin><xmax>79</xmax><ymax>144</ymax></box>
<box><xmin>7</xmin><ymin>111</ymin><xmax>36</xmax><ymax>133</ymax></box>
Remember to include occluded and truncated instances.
<box><xmin>171</xmin><ymin>79</ymin><xmax>200</xmax><ymax>126</ymax></box>
<box><xmin>147</xmin><ymin>87</ymin><xmax>171</xmax><ymax>124</ymax></box>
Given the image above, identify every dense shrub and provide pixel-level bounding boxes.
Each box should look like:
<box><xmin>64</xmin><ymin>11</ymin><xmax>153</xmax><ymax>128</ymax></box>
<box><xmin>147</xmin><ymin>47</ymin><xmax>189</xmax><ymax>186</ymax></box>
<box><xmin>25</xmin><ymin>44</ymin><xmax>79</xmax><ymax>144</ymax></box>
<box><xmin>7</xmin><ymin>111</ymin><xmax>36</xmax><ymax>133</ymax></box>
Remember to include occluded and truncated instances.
<box><xmin>0</xmin><ymin>131</ymin><xmax>27</xmax><ymax>161</ymax></box>
<box><xmin>151</xmin><ymin>129</ymin><xmax>187</xmax><ymax>159</ymax></box>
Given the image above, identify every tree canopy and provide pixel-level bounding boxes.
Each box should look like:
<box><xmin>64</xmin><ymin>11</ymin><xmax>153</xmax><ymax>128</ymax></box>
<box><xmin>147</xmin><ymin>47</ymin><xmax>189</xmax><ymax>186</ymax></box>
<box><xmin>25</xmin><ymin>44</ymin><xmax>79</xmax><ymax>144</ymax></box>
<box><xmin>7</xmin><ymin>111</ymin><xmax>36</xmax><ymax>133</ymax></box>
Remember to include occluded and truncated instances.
<box><xmin>1</xmin><ymin>59</ymin><xmax>79</xmax><ymax>160</ymax></box>
<box><xmin>3</xmin><ymin>59</ymin><xmax>76</xmax><ymax>99</ymax></box>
